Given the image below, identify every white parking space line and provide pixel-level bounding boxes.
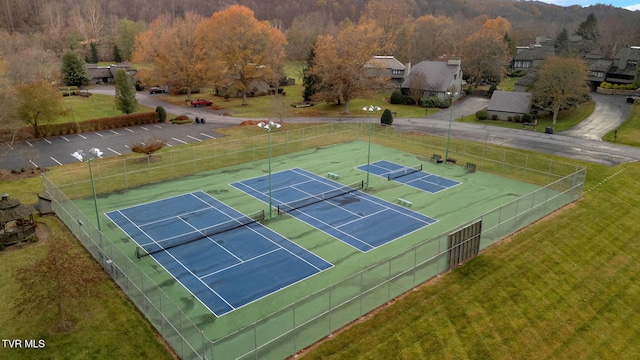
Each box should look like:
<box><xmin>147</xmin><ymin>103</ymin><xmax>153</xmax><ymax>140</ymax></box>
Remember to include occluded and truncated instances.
<box><xmin>95</xmin><ymin>132</ymin><xmax>104</xmax><ymax>137</ymax></box>
<box><xmin>124</xmin><ymin>128</ymin><xmax>134</xmax><ymax>133</ymax></box>
<box><xmin>141</xmin><ymin>127</ymin><xmax>148</xmax><ymax>131</ymax></box>
<box><xmin>77</xmin><ymin>134</ymin><xmax>87</xmax><ymax>139</ymax></box>
<box><xmin>50</xmin><ymin>157</ymin><xmax>62</xmax><ymax>165</ymax></box>
<box><xmin>44</xmin><ymin>139</ymin><xmax>52</xmax><ymax>144</ymax></box>
<box><xmin>110</xmin><ymin>130</ymin><xmax>119</xmax><ymax>135</ymax></box>
<box><xmin>61</xmin><ymin>136</ymin><xmax>70</xmax><ymax>142</ymax></box>
<box><xmin>200</xmin><ymin>133</ymin><xmax>216</xmax><ymax>139</ymax></box>
<box><xmin>29</xmin><ymin>160</ymin><xmax>39</xmax><ymax>168</ymax></box>
<box><xmin>186</xmin><ymin>135</ymin><xmax>202</xmax><ymax>142</ymax></box>
<box><xmin>171</xmin><ymin>137</ymin><xmax>187</xmax><ymax>144</ymax></box>
<box><xmin>108</xmin><ymin>148</ymin><xmax>121</xmax><ymax>155</ymax></box>
<box><xmin>26</xmin><ymin>141</ymin><xmax>33</xmax><ymax>147</ymax></box>
<box><xmin>153</xmin><ymin>125</ymin><xmax>163</xmax><ymax>129</ymax></box>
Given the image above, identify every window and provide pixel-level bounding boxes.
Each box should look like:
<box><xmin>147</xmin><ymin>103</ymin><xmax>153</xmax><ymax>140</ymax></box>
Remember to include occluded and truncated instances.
<box><xmin>392</xmin><ymin>69</ymin><xmax>404</xmax><ymax>75</ymax></box>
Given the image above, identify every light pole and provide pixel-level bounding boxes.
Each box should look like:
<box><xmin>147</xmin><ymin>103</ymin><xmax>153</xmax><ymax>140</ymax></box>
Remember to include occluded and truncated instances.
<box><xmin>257</xmin><ymin>120</ymin><xmax>281</xmax><ymax>218</ymax></box>
<box><xmin>445</xmin><ymin>91</ymin><xmax>458</xmax><ymax>162</ymax></box>
<box><xmin>71</xmin><ymin>148</ymin><xmax>103</xmax><ymax>230</ymax></box>
<box><xmin>362</xmin><ymin>105</ymin><xmax>381</xmax><ymax>188</ymax></box>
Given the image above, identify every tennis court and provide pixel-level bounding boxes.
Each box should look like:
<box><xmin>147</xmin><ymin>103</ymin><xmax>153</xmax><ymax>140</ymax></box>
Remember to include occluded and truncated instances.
<box><xmin>231</xmin><ymin>168</ymin><xmax>437</xmax><ymax>252</ymax></box>
<box><xmin>105</xmin><ymin>190</ymin><xmax>332</xmax><ymax>316</ymax></box>
<box><xmin>358</xmin><ymin>160</ymin><xmax>461</xmax><ymax>193</ymax></box>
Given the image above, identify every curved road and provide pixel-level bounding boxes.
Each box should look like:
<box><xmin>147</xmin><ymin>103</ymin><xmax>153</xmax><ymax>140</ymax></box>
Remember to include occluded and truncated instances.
<box><xmin>1</xmin><ymin>87</ymin><xmax>637</xmax><ymax>170</ymax></box>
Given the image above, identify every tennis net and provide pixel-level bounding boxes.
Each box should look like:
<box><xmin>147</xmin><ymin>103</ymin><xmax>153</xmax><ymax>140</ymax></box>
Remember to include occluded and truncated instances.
<box><xmin>277</xmin><ymin>180</ymin><xmax>364</xmax><ymax>215</ymax></box>
<box><xmin>136</xmin><ymin>209</ymin><xmax>265</xmax><ymax>258</ymax></box>
<box><xmin>387</xmin><ymin>164</ymin><xmax>423</xmax><ymax>181</ymax></box>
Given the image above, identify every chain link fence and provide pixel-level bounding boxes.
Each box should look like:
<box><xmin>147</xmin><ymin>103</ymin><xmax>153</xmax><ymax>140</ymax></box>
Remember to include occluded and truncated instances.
<box><xmin>42</xmin><ymin>122</ymin><xmax>585</xmax><ymax>359</ymax></box>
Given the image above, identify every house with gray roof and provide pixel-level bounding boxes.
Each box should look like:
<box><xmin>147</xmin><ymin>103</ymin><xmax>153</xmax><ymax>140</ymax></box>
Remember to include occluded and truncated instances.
<box><xmin>401</xmin><ymin>58</ymin><xmax>463</xmax><ymax>102</ymax></box>
<box><xmin>606</xmin><ymin>46</ymin><xmax>640</xmax><ymax>85</ymax></box>
<box><xmin>365</xmin><ymin>56</ymin><xmax>408</xmax><ymax>87</ymax></box>
<box><xmin>487</xmin><ymin>91</ymin><xmax>532</xmax><ymax>121</ymax></box>
<box><xmin>86</xmin><ymin>63</ymin><xmax>137</xmax><ymax>85</ymax></box>
<box><xmin>511</xmin><ymin>44</ymin><xmax>555</xmax><ymax>74</ymax></box>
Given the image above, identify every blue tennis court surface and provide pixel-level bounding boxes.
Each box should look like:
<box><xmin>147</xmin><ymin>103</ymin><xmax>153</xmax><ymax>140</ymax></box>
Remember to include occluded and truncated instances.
<box><xmin>358</xmin><ymin>160</ymin><xmax>461</xmax><ymax>193</ymax></box>
<box><xmin>231</xmin><ymin>168</ymin><xmax>437</xmax><ymax>252</ymax></box>
<box><xmin>105</xmin><ymin>191</ymin><xmax>332</xmax><ymax>317</ymax></box>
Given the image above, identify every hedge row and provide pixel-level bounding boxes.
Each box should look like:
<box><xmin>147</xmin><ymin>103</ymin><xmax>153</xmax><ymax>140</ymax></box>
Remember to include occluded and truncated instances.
<box><xmin>35</xmin><ymin>112</ymin><xmax>159</xmax><ymax>138</ymax></box>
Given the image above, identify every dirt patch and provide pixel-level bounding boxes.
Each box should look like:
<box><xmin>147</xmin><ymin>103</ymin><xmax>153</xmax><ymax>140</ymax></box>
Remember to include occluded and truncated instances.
<box><xmin>0</xmin><ymin>168</ymin><xmax>43</xmax><ymax>181</ymax></box>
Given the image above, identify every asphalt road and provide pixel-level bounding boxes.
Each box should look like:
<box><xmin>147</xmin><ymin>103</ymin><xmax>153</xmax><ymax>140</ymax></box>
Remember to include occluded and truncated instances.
<box><xmin>0</xmin><ymin>87</ymin><xmax>637</xmax><ymax>170</ymax></box>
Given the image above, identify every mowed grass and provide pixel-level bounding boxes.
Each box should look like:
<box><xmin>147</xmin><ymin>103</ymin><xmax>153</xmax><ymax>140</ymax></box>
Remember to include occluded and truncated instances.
<box><xmin>603</xmin><ymin>103</ymin><xmax>640</xmax><ymax>145</ymax></box>
<box><xmin>56</xmin><ymin>93</ymin><xmax>156</xmax><ymax>124</ymax></box>
<box><xmin>300</xmin><ymin>161</ymin><xmax>640</xmax><ymax>359</ymax></box>
<box><xmin>0</xmin><ymin>177</ymin><xmax>174</xmax><ymax>360</ymax></box>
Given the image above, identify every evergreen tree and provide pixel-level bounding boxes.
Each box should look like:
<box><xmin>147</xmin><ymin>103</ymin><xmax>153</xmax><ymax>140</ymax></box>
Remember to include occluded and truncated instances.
<box><xmin>555</xmin><ymin>28</ymin><xmax>569</xmax><ymax>55</ymax></box>
<box><xmin>302</xmin><ymin>48</ymin><xmax>321</xmax><ymax>102</ymax></box>
<box><xmin>61</xmin><ymin>50</ymin><xmax>89</xmax><ymax>87</ymax></box>
<box><xmin>380</xmin><ymin>108</ymin><xmax>393</xmax><ymax>125</ymax></box>
<box><xmin>89</xmin><ymin>42</ymin><xmax>99</xmax><ymax>63</ymax></box>
<box><xmin>114</xmin><ymin>68</ymin><xmax>138</xmax><ymax>114</ymax></box>
<box><xmin>575</xmin><ymin>13</ymin><xmax>599</xmax><ymax>41</ymax></box>
<box><xmin>113</xmin><ymin>45</ymin><xmax>123</xmax><ymax>63</ymax></box>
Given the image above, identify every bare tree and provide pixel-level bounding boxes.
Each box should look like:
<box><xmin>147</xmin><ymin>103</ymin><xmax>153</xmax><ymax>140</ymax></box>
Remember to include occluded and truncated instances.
<box><xmin>406</xmin><ymin>71</ymin><xmax>428</xmax><ymax>106</ymax></box>
<box><xmin>14</xmin><ymin>230</ymin><xmax>102</xmax><ymax>332</ymax></box>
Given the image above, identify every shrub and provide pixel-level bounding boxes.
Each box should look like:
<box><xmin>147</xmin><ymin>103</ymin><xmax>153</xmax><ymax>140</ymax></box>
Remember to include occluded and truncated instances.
<box><xmin>522</xmin><ymin>113</ymin><xmax>532</xmax><ymax>123</ymax></box>
<box><xmin>155</xmin><ymin>106</ymin><xmax>167</xmax><ymax>123</ymax></box>
<box><xmin>475</xmin><ymin>110</ymin><xmax>488</xmax><ymax>120</ymax></box>
<box><xmin>507</xmin><ymin>116</ymin><xmax>513</xmax><ymax>121</ymax></box>
<box><xmin>390</xmin><ymin>90</ymin><xmax>404</xmax><ymax>104</ymax></box>
<box><xmin>380</xmin><ymin>109</ymin><xmax>393</xmax><ymax>125</ymax></box>
<box><xmin>600</xmin><ymin>82</ymin><xmax>612</xmax><ymax>89</ymax></box>
<box><xmin>420</xmin><ymin>96</ymin><xmax>441</xmax><ymax>108</ymax></box>
<box><xmin>491</xmin><ymin>114</ymin><xmax>498</xmax><ymax>120</ymax></box>
<box><xmin>513</xmin><ymin>114</ymin><xmax>521</xmax><ymax>122</ymax></box>
<box><xmin>170</xmin><ymin>115</ymin><xmax>192</xmax><ymax>124</ymax></box>
<box><xmin>489</xmin><ymin>84</ymin><xmax>497</xmax><ymax>96</ymax></box>
<box><xmin>465</xmin><ymin>86</ymin><xmax>474</xmax><ymax>95</ymax></box>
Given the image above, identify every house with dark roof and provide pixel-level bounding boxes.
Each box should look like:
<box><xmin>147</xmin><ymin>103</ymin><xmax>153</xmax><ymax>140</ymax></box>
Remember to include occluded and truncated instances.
<box><xmin>86</xmin><ymin>63</ymin><xmax>137</xmax><ymax>85</ymax></box>
<box><xmin>487</xmin><ymin>91</ymin><xmax>533</xmax><ymax>120</ymax></box>
<box><xmin>605</xmin><ymin>46</ymin><xmax>640</xmax><ymax>85</ymax></box>
<box><xmin>365</xmin><ymin>56</ymin><xmax>409</xmax><ymax>87</ymax></box>
<box><xmin>511</xmin><ymin>44</ymin><xmax>555</xmax><ymax>74</ymax></box>
<box><xmin>401</xmin><ymin>58</ymin><xmax>463</xmax><ymax>102</ymax></box>
<box><xmin>584</xmin><ymin>53</ymin><xmax>613</xmax><ymax>91</ymax></box>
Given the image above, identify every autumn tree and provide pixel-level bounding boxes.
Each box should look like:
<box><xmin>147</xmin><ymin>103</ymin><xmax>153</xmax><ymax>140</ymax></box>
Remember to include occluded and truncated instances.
<box><xmin>285</xmin><ymin>12</ymin><xmax>335</xmax><ymax>62</ymax></box>
<box><xmin>198</xmin><ymin>5</ymin><xmax>287</xmax><ymax>106</ymax></box>
<box><xmin>308</xmin><ymin>22</ymin><xmax>383</xmax><ymax>113</ymax></box>
<box><xmin>16</xmin><ymin>79</ymin><xmax>65</xmax><ymax>137</ymax></box>
<box><xmin>133</xmin><ymin>12</ymin><xmax>210</xmax><ymax>100</ymax></box>
<box><xmin>0</xmin><ymin>32</ymin><xmax>60</xmax><ymax>86</ymax></box>
<box><xmin>114</xmin><ymin>68</ymin><xmax>138</xmax><ymax>114</ymax></box>
<box><xmin>528</xmin><ymin>56</ymin><xmax>590</xmax><ymax>125</ymax></box>
<box><xmin>461</xmin><ymin>27</ymin><xmax>511</xmax><ymax>84</ymax></box>
<box><xmin>61</xmin><ymin>50</ymin><xmax>89</xmax><ymax>87</ymax></box>
<box><xmin>359</xmin><ymin>0</ymin><xmax>416</xmax><ymax>57</ymax></box>
<box><xmin>407</xmin><ymin>15</ymin><xmax>455</xmax><ymax>64</ymax></box>
<box><xmin>0</xmin><ymin>63</ymin><xmax>21</xmax><ymax>152</ymax></box>
<box><xmin>115</xmin><ymin>18</ymin><xmax>146</xmax><ymax>61</ymax></box>
<box><xmin>14</xmin><ymin>229</ymin><xmax>101</xmax><ymax>331</ymax></box>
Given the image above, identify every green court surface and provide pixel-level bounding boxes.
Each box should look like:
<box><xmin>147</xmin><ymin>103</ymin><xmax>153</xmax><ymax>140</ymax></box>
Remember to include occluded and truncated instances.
<box><xmin>72</xmin><ymin>140</ymin><xmax>543</xmax><ymax>347</ymax></box>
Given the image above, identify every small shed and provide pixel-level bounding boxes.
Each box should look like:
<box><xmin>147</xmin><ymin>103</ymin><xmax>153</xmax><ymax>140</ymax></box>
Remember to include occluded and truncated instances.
<box><xmin>0</xmin><ymin>193</ymin><xmax>36</xmax><ymax>246</ymax></box>
<box><xmin>487</xmin><ymin>91</ymin><xmax>533</xmax><ymax>121</ymax></box>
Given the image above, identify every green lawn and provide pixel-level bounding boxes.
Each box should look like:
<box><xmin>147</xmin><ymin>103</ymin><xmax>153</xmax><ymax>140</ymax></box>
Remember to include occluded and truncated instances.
<box><xmin>603</xmin><ymin>103</ymin><xmax>640</xmax><ymax>145</ymax></box>
<box><xmin>300</xmin><ymin>157</ymin><xmax>640</xmax><ymax>359</ymax></box>
<box><xmin>57</xmin><ymin>93</ymin><xmax>156</xmax><ymax>124</ymax></box>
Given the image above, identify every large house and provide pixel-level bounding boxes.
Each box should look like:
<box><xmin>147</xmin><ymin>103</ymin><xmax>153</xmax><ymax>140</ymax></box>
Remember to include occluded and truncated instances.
<box><xmin>86</xmin><ymin>63</ymin><xmax>137</xmax><ymax>85</ymax></box>
<box><xmin>605</xmin><ymin>46</ymin><xmax>640</xmax><ymax>85</ymax></box>
<box><xmin>511</xmin><ymin>44</ymin><xmax>555</xmax><ymax>74</ymax></box>
<box><xmin>400</xmin><ymin>58</ymin><xmax>464</xmax><ymax>102</ymax></box>
<box><xmin>364</xmin><ymin>55</ymin><xmax>409</xmax><ymax>87</ymax></box>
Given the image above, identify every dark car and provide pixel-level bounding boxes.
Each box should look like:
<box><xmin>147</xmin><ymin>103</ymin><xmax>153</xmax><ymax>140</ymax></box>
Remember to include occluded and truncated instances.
<box><xmin>149</xmin><ymin>86</ymin><xmax>164</xmax><ymax>94</ymax></box>
<box><xmin>191</xmin><ymin>99</ymin><xmax>213</xmax><ymax>107</ymax></box>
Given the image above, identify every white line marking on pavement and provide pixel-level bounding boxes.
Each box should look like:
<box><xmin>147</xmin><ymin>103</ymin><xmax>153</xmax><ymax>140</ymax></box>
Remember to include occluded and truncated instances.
<box><xmin>50</xmin><ymin>157</ymin><xmax>62</xmax><ymax>165</ymax></box>
<box><xmin>108</xmin><ymin>148</ymin><xmax>121</xmax><ymax>155</ymax></box>
<box><xmin>172</xmin><ymin>137</ymin><xmax>187</xmax><ymax>144</ymax></box>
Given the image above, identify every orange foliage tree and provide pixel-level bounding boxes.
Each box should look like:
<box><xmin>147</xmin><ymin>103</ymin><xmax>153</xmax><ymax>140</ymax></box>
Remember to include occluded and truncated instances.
<box><xmin>132</xmin><ymin>12</ymin><xmax>211</xmax><ymax>100</ymax></box>
<box><xmin>198</xmin><ymin>5</ymin><xmax>287</xmax><ymax>106</ymax></box>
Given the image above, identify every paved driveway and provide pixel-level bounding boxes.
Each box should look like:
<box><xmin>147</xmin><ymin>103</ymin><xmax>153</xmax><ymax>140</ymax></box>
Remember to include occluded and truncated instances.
<box><xmin>560</xmin><ymin>93</ymin><xmax>630</xmax><ymax>141</ymax></box>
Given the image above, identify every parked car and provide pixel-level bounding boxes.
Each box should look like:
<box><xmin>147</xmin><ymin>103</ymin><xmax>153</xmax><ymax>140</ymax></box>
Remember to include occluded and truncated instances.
<box><xmin>149</xmin><ymin>86</ymin><xmax>164</xmax><ymax>94</ymax></box>
<box><xmin>627</xmin><ymin>93</ymin><xmax>640</xmax><ymax>103</ymax></box>
<box><xmin>191</xmin><ymin>99</ymin><xmax>213</xmax><ymax>107</ymax></box>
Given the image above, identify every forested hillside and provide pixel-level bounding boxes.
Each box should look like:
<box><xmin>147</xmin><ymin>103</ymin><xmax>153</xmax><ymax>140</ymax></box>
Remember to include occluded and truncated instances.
<box><xmin>2</xmin><ymin>0</ymin><xmax>639</xmax><ymax>47</ymax></box>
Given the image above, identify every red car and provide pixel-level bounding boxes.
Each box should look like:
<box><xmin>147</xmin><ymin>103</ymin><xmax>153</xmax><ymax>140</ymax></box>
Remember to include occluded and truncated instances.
<box><xmin>191</xmin><ymin>99</ymin><xmax>213</xmax><ymax>107</ymax></box>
